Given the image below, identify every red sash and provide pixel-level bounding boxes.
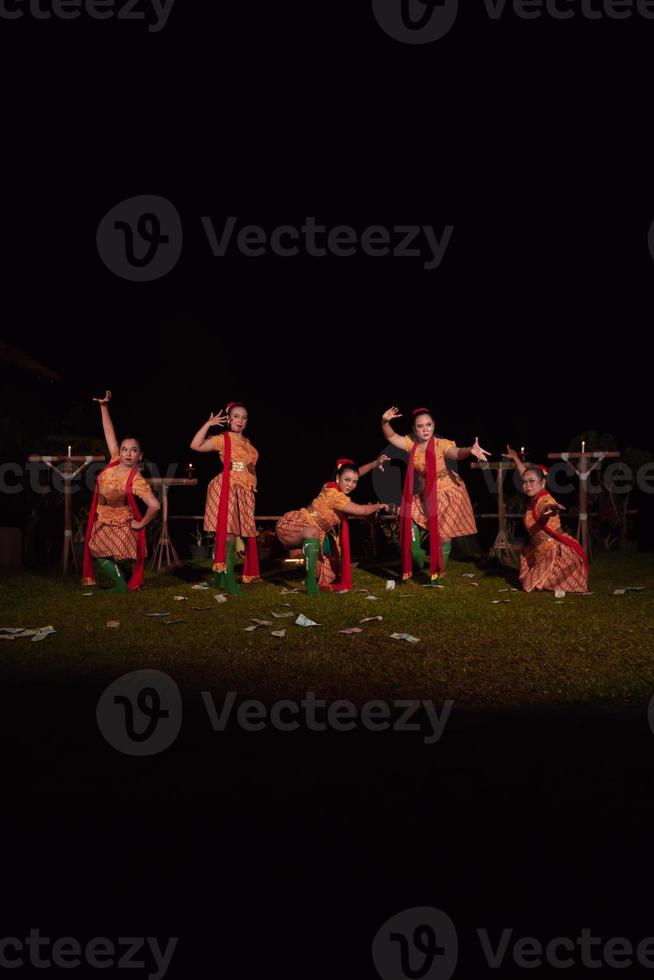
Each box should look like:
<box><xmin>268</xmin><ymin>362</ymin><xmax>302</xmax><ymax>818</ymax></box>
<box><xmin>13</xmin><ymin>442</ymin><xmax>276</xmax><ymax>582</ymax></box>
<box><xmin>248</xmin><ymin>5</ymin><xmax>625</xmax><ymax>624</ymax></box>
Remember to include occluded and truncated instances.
<box><xmin>400</xmin><ymin>438</ymin><xmax>443</xmax><ymax>580</ymax></box>
<box><xmin>531</xmin><ymin>491</ymin><xmax>589</xmax><ymax>569</ymax></box>
<box><xmin>212</xmin><ymin>432</ymin><xmax>260</xmax><ymax>581</ymax></box>
<box><xmin>82</xmin><ymin>460</ymin><xmax>146</xmax><ymax>589</ymax></box>
<box><xmin>320</xmin><ymin>482</ymin><xmax>352</xmax><ymax>592</ymax></box>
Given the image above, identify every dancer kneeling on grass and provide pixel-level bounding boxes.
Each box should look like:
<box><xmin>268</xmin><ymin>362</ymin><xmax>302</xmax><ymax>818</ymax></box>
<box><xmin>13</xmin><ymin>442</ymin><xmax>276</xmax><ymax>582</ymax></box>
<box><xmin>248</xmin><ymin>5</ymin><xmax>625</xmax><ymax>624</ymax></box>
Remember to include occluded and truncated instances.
<box><xmin>190</xmin><ymin>402</ymin><xmax>260</xmax><ymax>596</ymax></box>
<box><xmin>505</xmin><ymin>446</ymin><xmax>589</xmax><ymax>593</ymax></box>
<box><xmin>382</xmin><ymin>406</ymin><xmax>490</xmax><ymax>583</ymax></box>
<box><xmin>82</xmin><ymin>391</ymin><xmax>161</xmax><ymax>592</ymax></box>
<box><xmin>276</xmin><ymin>457</ymin><xmax>390</xmax><ymax>594</ymax></box>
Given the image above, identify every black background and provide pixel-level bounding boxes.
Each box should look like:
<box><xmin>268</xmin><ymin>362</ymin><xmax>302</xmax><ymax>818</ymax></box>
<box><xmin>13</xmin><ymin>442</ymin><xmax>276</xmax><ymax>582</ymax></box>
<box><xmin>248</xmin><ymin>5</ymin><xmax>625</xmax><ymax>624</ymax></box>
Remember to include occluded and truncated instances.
<box><xmin>1</xmin><ymin>1</ymin><xmax>653</xmax><ymax>977</ymax></box>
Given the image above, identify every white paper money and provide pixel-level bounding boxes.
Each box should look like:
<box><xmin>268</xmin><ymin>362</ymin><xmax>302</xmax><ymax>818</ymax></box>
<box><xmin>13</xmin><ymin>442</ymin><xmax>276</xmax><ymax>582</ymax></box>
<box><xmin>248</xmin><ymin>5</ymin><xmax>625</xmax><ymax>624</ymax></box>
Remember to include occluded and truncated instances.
<box><xmin>555</xmin><ymin>590</ymin><xmax>566</xmax><ymax>599</ymax></box>
<box><xmin>173</xmin><ymin>596</ymin><xmax>188</xmax><ymax>601</ymax></box>
<box><xmin>271</xmin><ymin>611</ymin><xmax>293</xmax><ymax>618</ymax></box>
<box><xmin>106</xmin><ymin>621</ymin><xmax>120</xmax><ymax>628</ymax></box>
<box><xmin>385</xmin><ymin>580</ymin><xmax>396</xmax><ymax>590</ymax></box>
<box><xmin>390</xmin><ymin>632</ymin><xmax>420</xmax><ymax>643</ymax></box>
<box><xmin>214</xmin><ymin>594</ymin><xmax>228</xmax><ymax>603</ymax></box>
<box><xmin>360</xmin><ymin>616</ymin><xmax>383</xmax><ymax>623</ymax></box>
<box><xmin>295</xmin><ymin>614</ymin><xmax>320</xmax><ymax>627</ymax></box>
<box><xmin>339</xmin><ymin>627</ymin><xmax>363</xmax><ymax>634</ymax></box>
<box><xmin>191</xmin><ymin>583</ymin><xmax>210</xmax><ymax>590</ymax></box>
<box><xmin>271</xmin><ymin>630</ymin><xmax>286</xmax><ymax>638</ymax></box>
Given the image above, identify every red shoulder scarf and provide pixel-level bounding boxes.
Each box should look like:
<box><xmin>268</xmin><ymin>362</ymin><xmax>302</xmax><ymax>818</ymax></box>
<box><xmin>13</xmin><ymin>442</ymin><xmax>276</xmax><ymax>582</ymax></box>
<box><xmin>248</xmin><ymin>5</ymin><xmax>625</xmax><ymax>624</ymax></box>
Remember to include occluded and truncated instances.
<box><xmin>82</xmin><ymin>459</ymin><xmax>146</xmax><ymax>589</ymax></box>
<box><xmin>531</xmin><ymin>490</ymin><xmax>589</xmax><ymax>569</ymax></box>
<box><xmin>400</xmin><ymin>437</ymin><xmax>443</xmax><ymax>580</ymax></box>
<box><xmin>212</xmin><ymin>432</ymin><xmax>260</xmax><ymax>581</ymax></box>
<box><xmin>320</xmin><ymin>482</ymin><xmax>352</xmax><ymax>592</ymax></box>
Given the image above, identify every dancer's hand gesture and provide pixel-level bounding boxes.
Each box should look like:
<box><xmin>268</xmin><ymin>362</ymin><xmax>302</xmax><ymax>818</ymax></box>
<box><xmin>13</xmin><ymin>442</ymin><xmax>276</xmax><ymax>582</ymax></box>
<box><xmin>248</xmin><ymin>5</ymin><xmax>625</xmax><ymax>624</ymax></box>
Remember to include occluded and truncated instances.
<box><xmin>375</xmin><ymin>454</ymin><xmax>391</xmax><ymax>471</ymax></box>
<box><xmin>541</xmin><ymin>502</ymin><xmax>564</xmax><ymax>519</ymax></box>
<box><xmin>206</xmin><ymin>410</ymin><xmax>229</xmax><ymax>428</ymax></box>
<box><xmin>471</xmin><ymin>437</ymin><xmax>491</xmax><ymax>462</ymax></box>
<box><xmin>382</xmin><ymin>406</ymin><xmax>402</xmax><ymax>423</ymax></box>
<box><xmin>503</xmin><ymin>444</ymin><xmax>521</xmax><ymax>463</ymax></box>
<box><xmin>93</xmin><ymin>390</ymin><xmax>112</xmax><ymax>405</ymax></box>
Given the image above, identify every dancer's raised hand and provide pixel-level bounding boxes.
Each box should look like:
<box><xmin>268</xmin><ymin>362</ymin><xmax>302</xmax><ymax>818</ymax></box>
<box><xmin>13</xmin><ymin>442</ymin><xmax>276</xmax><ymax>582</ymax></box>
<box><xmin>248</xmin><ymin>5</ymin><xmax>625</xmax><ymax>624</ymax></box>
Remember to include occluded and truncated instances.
<box><xmin>471</xmin><ymin>436</ymin><xmax>491</xmax><ymax>462</ymax></box>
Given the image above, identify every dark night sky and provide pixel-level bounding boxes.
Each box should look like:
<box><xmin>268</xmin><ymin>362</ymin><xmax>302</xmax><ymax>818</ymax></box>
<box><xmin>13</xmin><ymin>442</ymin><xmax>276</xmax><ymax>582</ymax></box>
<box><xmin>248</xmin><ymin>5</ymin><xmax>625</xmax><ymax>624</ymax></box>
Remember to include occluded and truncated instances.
<box><xmin>1</xmin><ymin>2</ymin><xmax>652</xmax><ymax>520</ymax></box>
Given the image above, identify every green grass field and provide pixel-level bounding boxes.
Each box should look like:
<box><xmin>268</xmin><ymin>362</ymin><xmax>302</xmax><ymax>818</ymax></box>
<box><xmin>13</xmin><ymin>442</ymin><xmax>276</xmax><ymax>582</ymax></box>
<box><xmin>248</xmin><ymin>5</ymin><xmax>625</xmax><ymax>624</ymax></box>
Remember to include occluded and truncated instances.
<box><xmin>1</xmin><ymin>554</ymin><xmax>653</xmax><ymax>709</ymax></box>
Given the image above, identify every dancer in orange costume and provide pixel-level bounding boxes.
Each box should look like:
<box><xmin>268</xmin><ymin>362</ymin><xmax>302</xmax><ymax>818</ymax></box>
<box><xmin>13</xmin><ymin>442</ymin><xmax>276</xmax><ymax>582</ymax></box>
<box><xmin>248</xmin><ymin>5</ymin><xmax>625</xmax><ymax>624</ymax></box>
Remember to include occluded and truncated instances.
<box><xmin>190</xmin><ymin>402</ymin><xmax>259</xmax><ymax>595</ymax></box>
<box><xmin>382</xmin><ymin>406</ymin><xmax>490</xmax><ymax>582</ymax></box>
<box><xmin>505</xmin><ymin>446</ymin><xmax>588</xmax><ymax>593</ymax></box>
<box><xmin>82</xmin><ymin>391</ymin><xmax>161</xmax><ymax>592</ymax></box>
<box><xmin>276</xmin><ymin>456</ymin><xmax>390</xmax><ymax>594</ymax></box>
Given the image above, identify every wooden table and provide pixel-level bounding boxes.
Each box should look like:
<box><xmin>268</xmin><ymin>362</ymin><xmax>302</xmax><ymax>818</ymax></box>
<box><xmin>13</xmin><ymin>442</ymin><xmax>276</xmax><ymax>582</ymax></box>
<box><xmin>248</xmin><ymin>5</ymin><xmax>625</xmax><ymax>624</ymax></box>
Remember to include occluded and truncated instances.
<box><xmin>472</xmin><ymin>461</ymin><xmax>518</xmax><ymax>566</ymax></box>
<box><xmin>147</xmin><ymin>478</ymin><xmax>198</xmax><ymax>571</ymax></box>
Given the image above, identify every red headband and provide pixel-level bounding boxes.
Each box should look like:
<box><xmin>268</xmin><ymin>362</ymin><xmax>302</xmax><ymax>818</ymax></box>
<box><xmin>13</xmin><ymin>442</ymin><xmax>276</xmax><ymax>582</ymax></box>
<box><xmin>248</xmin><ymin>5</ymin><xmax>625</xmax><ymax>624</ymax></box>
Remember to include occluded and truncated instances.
<box><xmin>226</xmin><ymin>402</ymin><xmax>243</xmax><ymax>412</ymax></box>
<box><xmin>336</xmin><ymin>458</ymin><xmax>354</xmax><ymax>467</ymax></box>
<box><xmin>412</xmin><ymin>407</ymin><xmax>431</xmax><ymax>416</ymax></box>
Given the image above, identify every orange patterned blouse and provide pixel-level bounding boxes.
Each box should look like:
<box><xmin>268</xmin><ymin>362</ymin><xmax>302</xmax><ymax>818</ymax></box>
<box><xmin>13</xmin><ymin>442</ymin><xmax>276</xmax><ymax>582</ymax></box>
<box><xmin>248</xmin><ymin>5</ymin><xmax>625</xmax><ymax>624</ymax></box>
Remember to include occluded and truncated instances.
<box><xmin>306</xmin><ymin>485</ymin><xmax>351</xmax><ymax>532</ymax></box>
<box><xmin>212</xmin><ymin>433</ymin><xmax>258</xmax><ymax>491</ymax></box>
<box><xmin>96</xmin><ymin>455</ymin><xmax>152</xmax><ymax>525</ymax></box>
<box><xmin>402</xmin><ymin>435</ymin><xmax>458</xmax><ymax>483</ymax></box>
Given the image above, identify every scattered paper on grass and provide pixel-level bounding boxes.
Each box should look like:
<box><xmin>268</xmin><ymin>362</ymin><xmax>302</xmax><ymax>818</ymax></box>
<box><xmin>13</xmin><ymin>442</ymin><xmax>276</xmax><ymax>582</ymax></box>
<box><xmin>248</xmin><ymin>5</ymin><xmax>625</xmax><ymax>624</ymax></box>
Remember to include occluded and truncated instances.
<box><xmin>191</xmin><ymin>583</ymin><xmax>210</xmax><ymax>590</ymax></box>
<box><xmin>340</xmin><ymin>627</ymin><xmax>363</xmax><ymax>634</ymax></box>
<box><xmin>145</xmin><ymin>612</ymin><xmax>171</xmax><ymax>617</ymax></box>
<box><xmin>0</xmin><ymin>628</ymin><xmax>26</xmax><ymax>634</ymax></box>
<box><xmin>422</xmin><ymin>584</ymin><xmax>444</xmax><ymax>589</ymax></box>
<box><xmin>467</xmin><ymin>582</ymin><xmax>479</xmax><ymax>587</ymax></box>
<box><xmin>613</xmin><ymin>590</ymin><xmax>626</xmax><ymax>595</ymax></box>
<box><xmin>385</xmin><ymin>580</ymin><xmax>396</xmax><ymax>590</ymax></box>
<box><xmin>355</xmin><ymin>588</ymin><xmax>369</xmax><ymax>594</ymax></box>
<box><xmin>271</xmin><ymin>611</ymin><xmax>293</xmax><ymax>619</ymax></box>
<box><xmin>462</xmin><ymin>573</ymin><xmax>476</xmax><ymax>578</ymax></box>
<box><xmin>553</xmin><ymin>601</ymin><xmax>565</xmax><ymax>605</ymax></box>
<box><xmin>491</xmin><ymin>600</ymin><xmax>511</xmax><ymax>605</ymax></box>
<box><xmin>82</xmin><ymin>592</ymin><xmax>95</xmax><ymax>596</ymax></box>
<box><xmin>625</xmin><ymin>586</ymin><xmax>646</xmax><ymax>592</ymax></box>
<box><xmin>280</xmin><ymin>588</ymin><xmax>300</xmax><ymax>595</ymax></box>
<box><xmin>390</xmin><ymin>632</ymin><xmax>420</xmax><ymax>643</ymax></box>
<box><xmin>251</xmin><ymin>619</ymin><xmax>274</xmax><ymax>627</ymax></box>
<box><xmin>173</xmin><ymin>596</ymin><xmax>188</xmax><ymax>602</ymax></box>
<box><xmin>32</xmin><ymin>627</ymin><xmax>56</xmax><ymax>642</ymax></box>
<box><xmin>244</xmin><ymin>625</ymin><xmax>258</xmax><ymax>632</ymax></box>
<box><xmin>106</xmin><ymin>621</ymin><xmax>120</xmax><ymax>628</ymax></box>
<box><xmin>271</xmin><ymin>630</ymin><xmax>286</xmax><ymax>638</ymax></box>
<box><xmin>164</xmin><ymin>619</ymin><xmax>184</xmax><ymax>626</ymax></box>
<box><xmin>394</xmin><ymin>594</ymin><xmax>411</xmax><ymax>599</ymax></box>
<box><xmin>295</xmin><ymin>614</ymin><xmax>321</xmax><ymax>627</ymax></box>
<box><xmin>214</xmin><ymin>594</ymin><xmax>228</xmax><ymax>603</ymax></box>
<box><xmin>365</xmin><ymin>595</ymin><xmax>379</xmax><ymax>601</ymax></box>
<box><xmin>191</xmin><ymin>605</ymin><xmax>211</xmax><ymax>610</ymax></box>
<box><xmin>555</xmin><ymin>590</ymin><xmax>566</xmax><ymax>599</ymax></box>
<box><xmin>360</xmin><ymin>616</ymin><xmax>383</xmax><ymax>623</ymax></box>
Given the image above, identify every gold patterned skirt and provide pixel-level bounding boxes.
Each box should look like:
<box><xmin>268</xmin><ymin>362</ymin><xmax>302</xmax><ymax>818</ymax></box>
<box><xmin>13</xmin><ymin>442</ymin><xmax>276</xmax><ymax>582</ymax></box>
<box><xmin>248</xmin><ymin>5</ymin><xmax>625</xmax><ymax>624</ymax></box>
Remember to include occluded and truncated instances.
<box><xmin>276</xmin><ymin>509</ymin><xmax>336</xmax><ymax>588</ymax></box>
<box><xmin>88</xmin><ymin>506</ymin><xmax>144</xmax><ymax>560</ymax></box>
<box><xmin>204</xmin><ymin>474</ymin><xmax>257</xmax><ymax>537</ymax></box>
<box><xmin>519</xmin><ymin>536</ymin><xmax>588</xmax><ymax>593</ymax></box>
<box><xmin>411</xmin><ymin>477</ymin><xmax>477</xmax><ymax>539</ymax></box>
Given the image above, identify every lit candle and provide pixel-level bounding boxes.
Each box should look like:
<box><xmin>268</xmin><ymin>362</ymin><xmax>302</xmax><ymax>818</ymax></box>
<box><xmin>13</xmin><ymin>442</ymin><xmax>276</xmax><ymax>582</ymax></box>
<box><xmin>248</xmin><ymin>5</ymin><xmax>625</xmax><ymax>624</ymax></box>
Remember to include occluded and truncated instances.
<box><xmin>67</xmin><ymin>445</ymin><xmax>71</xmax><ymax>458</ymax></box>
<box><xmin>581</xmin><ymin>440</ymin><xmax>586</xmax><ymax>454</ymax></box>
<box><xmin>520</xmin><ymin>446</ymin><xmax>525</xmax><ymax>455</ymax></box>
<box><xmin>187</xmin><ymin>463</ymin><xmax>193</xmax><ymax>479</ymax></box>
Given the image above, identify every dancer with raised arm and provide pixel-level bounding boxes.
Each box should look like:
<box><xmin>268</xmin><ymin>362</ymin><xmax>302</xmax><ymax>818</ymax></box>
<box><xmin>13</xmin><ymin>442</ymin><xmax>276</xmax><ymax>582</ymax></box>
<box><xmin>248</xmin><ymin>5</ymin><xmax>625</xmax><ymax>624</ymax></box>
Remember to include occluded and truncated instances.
<box><xmin>276</xmin><ymin>456</ymin><xmax>389</xmax><ymax>594</ymax></box>
<box><xmin>190</xmin><ymin>402</ymin><xmax>259</xmax><ymax>595</ymax></box>
<box><xmin>382</xmin><ymin>406</ymin><xmax>490</xmax><ymax>583</ymax></box>
<box><xmin>82</xmin><ymin>391</ymin><xmax>161</xmax><ymax>592</ymax></box>
<box><xmin>505</xmin><ymin>446</ymin><xmax>588</xmax><ymax>593</ymax></box>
